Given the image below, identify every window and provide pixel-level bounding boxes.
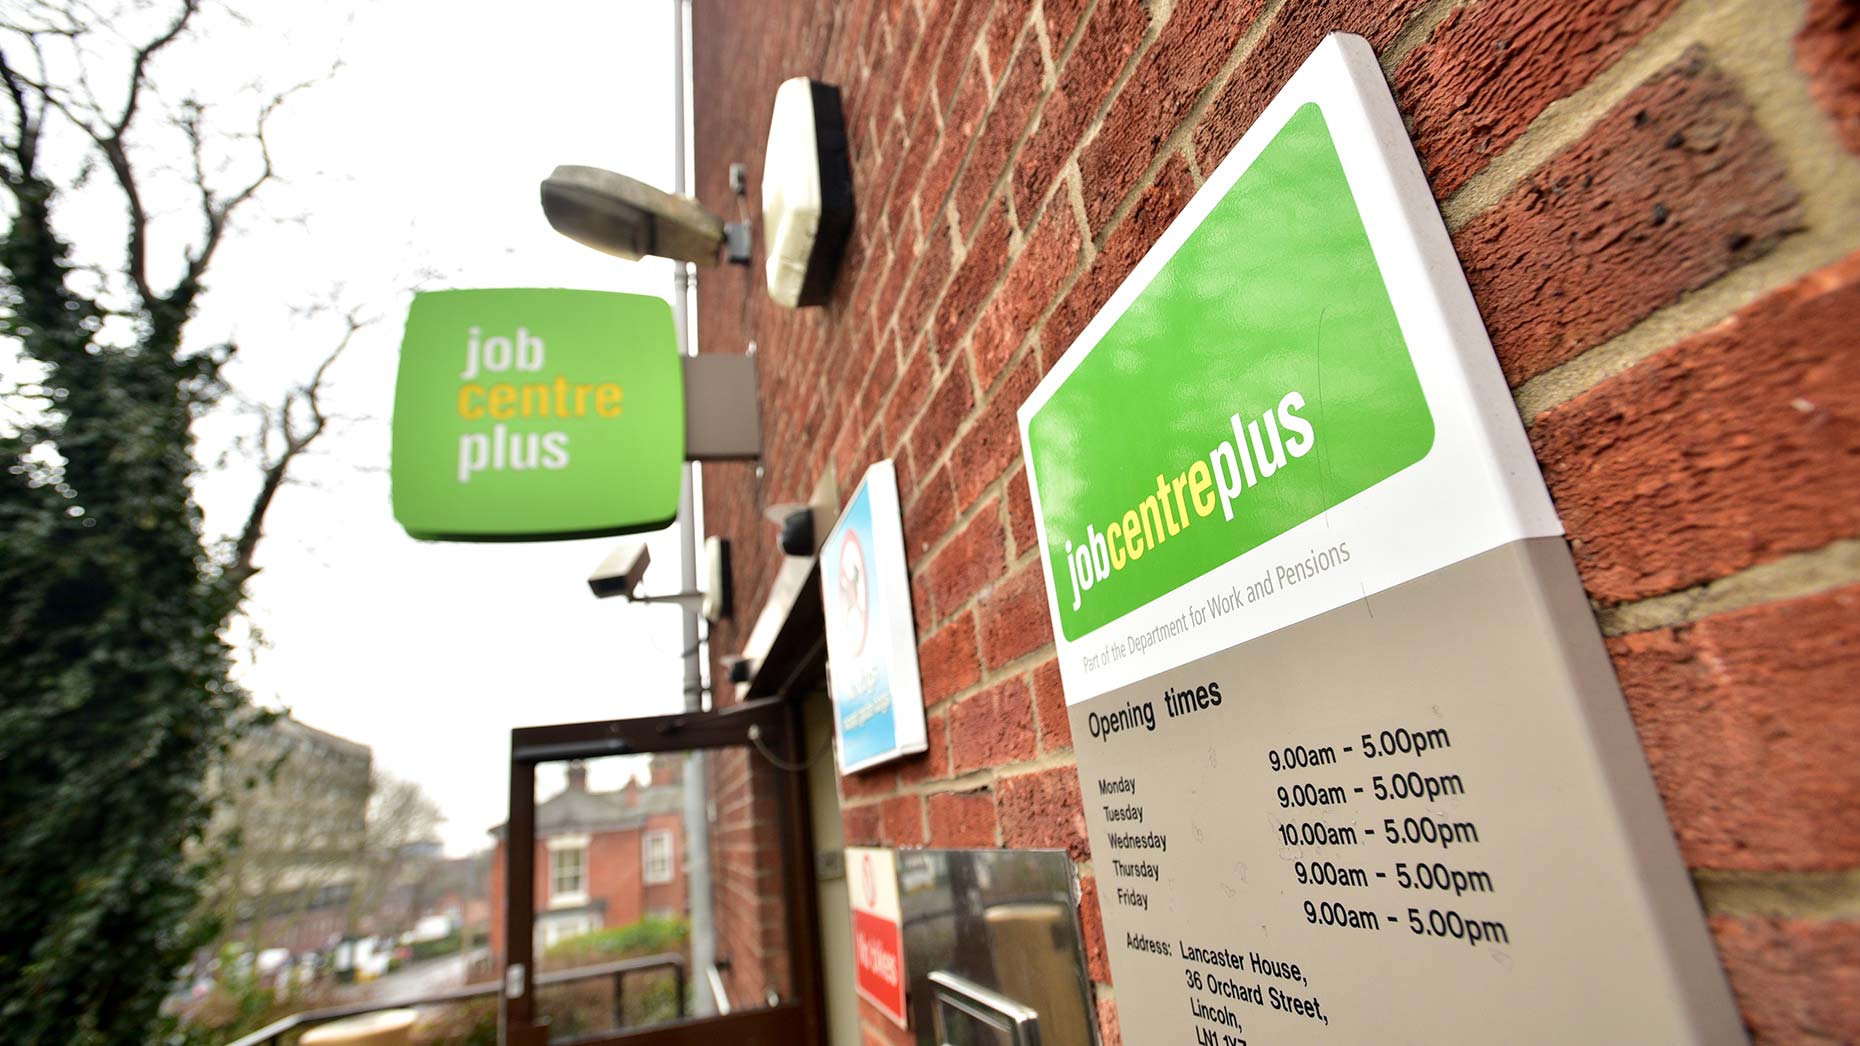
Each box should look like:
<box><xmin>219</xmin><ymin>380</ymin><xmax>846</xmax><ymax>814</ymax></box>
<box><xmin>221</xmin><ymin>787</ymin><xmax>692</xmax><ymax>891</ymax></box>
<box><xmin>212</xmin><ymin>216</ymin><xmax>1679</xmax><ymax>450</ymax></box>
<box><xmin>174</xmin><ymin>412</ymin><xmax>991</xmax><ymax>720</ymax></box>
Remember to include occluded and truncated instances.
<box><xmin>643</xmin><ymin>829</ymin><xmax>675</xmax><ymax>885</ymax></box>
<box><xmin>538</xmin><ymin>912</ymin><xmax>597</xmax><ymax>953</ymax></box>
<box><xmin>547</xmin><ymin>835</ymin><xmax>589</xmax><ymax>907</ymax></box>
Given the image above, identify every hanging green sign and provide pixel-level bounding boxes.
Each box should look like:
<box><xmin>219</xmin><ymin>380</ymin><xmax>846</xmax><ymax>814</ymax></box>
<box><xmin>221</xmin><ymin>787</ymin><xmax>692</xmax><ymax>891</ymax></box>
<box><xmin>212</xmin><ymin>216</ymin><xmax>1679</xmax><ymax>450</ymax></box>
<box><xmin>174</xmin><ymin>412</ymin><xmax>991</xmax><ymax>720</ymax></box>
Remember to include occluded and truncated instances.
<box><xmin>391</xmin><ymin>288</ymin><xmax>684</xmax><ymax>541</ymax></box>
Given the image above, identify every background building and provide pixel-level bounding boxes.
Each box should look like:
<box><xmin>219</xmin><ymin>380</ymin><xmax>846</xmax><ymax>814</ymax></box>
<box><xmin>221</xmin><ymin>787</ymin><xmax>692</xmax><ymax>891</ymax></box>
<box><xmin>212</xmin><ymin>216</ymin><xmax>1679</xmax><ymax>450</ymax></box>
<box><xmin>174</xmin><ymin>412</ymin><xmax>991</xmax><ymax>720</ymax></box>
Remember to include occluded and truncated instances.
<box><xmin>687</xmin><ymin>1</ymin><xmax>1860</xmax><ymax>1042</ymax></box>
<box><xmin>205</xmin><ymin>715</ymin><xmax>374</xmax><ymax>957</ymax></box>
<box><xmin>490</xmin><ymin>757</ymin><xmax>689</xmax><ymax>959</ymax></box>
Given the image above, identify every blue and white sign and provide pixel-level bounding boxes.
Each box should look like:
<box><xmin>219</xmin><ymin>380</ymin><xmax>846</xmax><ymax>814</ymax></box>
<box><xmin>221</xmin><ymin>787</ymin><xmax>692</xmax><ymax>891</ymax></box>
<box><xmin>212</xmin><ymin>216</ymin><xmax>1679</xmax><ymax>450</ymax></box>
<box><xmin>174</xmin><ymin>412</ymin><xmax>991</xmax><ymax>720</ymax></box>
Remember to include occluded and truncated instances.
<box><xmin>822</xmin><ymin>460</ymin><xmax>928</xmax><ymax>774</ymax></box>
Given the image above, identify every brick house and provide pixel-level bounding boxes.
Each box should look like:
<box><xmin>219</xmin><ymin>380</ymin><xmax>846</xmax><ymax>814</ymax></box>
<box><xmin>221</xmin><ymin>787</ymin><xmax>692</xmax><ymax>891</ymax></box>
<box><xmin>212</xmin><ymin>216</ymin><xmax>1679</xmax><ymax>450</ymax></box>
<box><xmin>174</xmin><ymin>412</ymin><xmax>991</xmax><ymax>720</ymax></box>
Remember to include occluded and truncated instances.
<box><xmin>680</xmin><ymin>1</ymin><xmax>1860</xmax><ymax>1043</ymax></box>
<box><xmin>489</xmin><ymin>757</ymin><xmax>687</xmax><ymax>961</ymax></box>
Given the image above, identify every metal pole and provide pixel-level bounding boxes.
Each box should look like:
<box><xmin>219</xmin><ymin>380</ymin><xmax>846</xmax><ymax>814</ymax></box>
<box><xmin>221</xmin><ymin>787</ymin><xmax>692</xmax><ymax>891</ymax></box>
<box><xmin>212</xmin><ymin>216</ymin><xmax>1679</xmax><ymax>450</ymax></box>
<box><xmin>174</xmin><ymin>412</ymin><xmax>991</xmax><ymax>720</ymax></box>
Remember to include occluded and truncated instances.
<box><xmin>670</xmin><ymin>0</ymin><xmax>717</xmax><ymax>1018</ymax></box>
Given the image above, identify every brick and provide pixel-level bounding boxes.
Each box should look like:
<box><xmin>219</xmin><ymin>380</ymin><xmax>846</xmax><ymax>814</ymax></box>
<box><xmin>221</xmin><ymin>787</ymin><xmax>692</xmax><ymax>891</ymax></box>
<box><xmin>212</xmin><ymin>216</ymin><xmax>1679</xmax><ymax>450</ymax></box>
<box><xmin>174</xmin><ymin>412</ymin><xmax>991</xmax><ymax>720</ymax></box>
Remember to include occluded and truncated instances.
<box><xmin>1077</xmin><ymin>0</ymin><xmax>1262</xmax><ymax>229</ymax></box>
<box><xmin>1395</xmin><ymin>0</ymin><xmax>1683</xmax><ymax>197</ymax></box>
<box><xmin>891</xmin><ymin>4</ymin><xmax>946</xmax><ymax>127</ymax></box>
<box><xmin>950</xmin><ymin>676</ymin><xmax>1039</xmax><ymax>773</ymax></box>
<box><xmin>885</xmin><ymin>112</ymin><xmax>941</xmax><ymax>241</ymax></box>
<box><xmin>1457</xmin><ymin>49</ymin><xmax>1802</xmax><ymax>386</ymax></box>
<box><xmin>841</xmin><ymin>763</ymin><xmax>898</xmax><ymax>801</ymax></box>
<box><xmin>919</xmin><ymin>65</ymin><xmax>990</xmax><ymax>232</ymax></box>
<box><xmin>927</xmin><ymin>500</ymin><xmax>1007</xmax><ymax>616</ymax></box>
<box><xmin>868</xmin><ymin>5</ymin><xmax>923</xmax><ymax>123</ymax></box>
<box><xmin>1192</xmin><ymin>0</ymin><xmax>1428</xmax><ymax>171</ymax></box>
<box><xmin>978</xmin><ymin>559</ymin><xmax>1056</xmax><ymax>668</ymax></box>
<box><xmin>974</xmin><ymin>202</ymin><xmax>1084</xmax><ymax>381</ymax></box>
<box><xmin>911</xmin><ymin>573</ymin><xmax>933</xmax><ymax>633</ymax></box>
<box><xmin>884</xmin><ymin>344</ymin><xmax>937</xmax><ymax>442</ymax></box>
<box><xmin>918</xmin><ymin>610</ymin><xmax>982</xmax><ymax>705</ymax></box>
<box><xmin>934</xmin><ymin>201</ymin><xmax>1013</xmax><ymax>356</ymax></box>
<box><xmin>1013</xmin><ymin>0</ymin><xmax>1147</xmax><ymax>218</ymax></box>
<box><xmin>953</xmin><ymin>40</ymin><xmax>1046</xmax><ymax>232</ymax></box>
<box><xmin>926</xmin><ymin>789</ymin><xmax>998</xmax><ymax>846</ymax></box>
<box><xmin>1031</xmin><ymin>656</ymin><xmax>1072</xmax><ymax>751</ymax></box>
<box><xmin>894</xmin><ymin>227</ymin><xmax>954</xmax><ymax>354</ymax></box>
<box><xmin>842</xmin><ymin>803</ymin><xmax>883</xmax><ymax>845</ymax></box>
<box><xmin>1044</xmin><ymin>152</ymin><xmax>1196</xmax><ymax>365</ymax></box>
<box><xmin>1531</xmin><ymin>253</ymin><xmax>1860</xmax><ymax>603</ymax></box>
<box><xmin>1043</xmin><ymin>0</ymin><xmax>1092</xmax><ymax>50</ymax></box>
<box><xmin>1712</xmin><ymin>915</ymin><xmax>1860</xmax><ymax>1043</ymax></box>
<box><xmin>903</xmin><ymin>464</ymin><xmax>955</xmax><ymax>559</ymax></box>
<box><xmin>880</xmin><ymin>793</ymin><xmax>926</xmax><ymax>845</ymax></box>
<box><xmin>983</xmin><ymin>0</ymin><xmax>1036</xmax><ymax>83</ymax></box>
<box><xmin>908</xmin><ymin>355</ymin><xmax>976</xmax><ymax>470</ymax></box>
<box><xmin>1609</xmin><ymin>584</ymin><xmax>1860</xmax><ymax>870</ymax></box>
<box><xmin>855</xmin><ymin>336</ymin><xmax>900</xmax><ymax>427</ymax></box>
<box><xmin>1095</xmin><ymin>990</ymin><xmax>1122</xmax><ymax>1046</ymax></box>
<box><xmin>1006</xmin><ymin>465</ymin><xmax>1037</xmax><ymax>557</ymax></box>
<box><xmin>899</xmin><ymin>709</ymin><xmax>951</xmax><ymax>786</ymax></box>
<box><xmin>951</xmin><ymin>348</ymin><xmax>1043</xmax><ymax>506</ymax></box>
<box><xmin>997</xmin><ymin>764</ymin><xmax>1089</xmax><ymax>858</ymax></box>
<box><xmin>1078</xmin><ymin>876</ymin><xmax>1111</xmax><ymax>984</ymax></box>
<box><xmin>848</xmin><ymin>238</ymin><xmax>897</xmax><ymax>346</ymax></box>
<box><xmin>1796</xmin><ymin>0</ymin><xmax>1860</xmax><ymax>155</ymax></box>
<box><xmin>933</xmin><ymin>0</ymin><xmax>993</xmax><ymax>116</ymax></box>
<box><xmin>858</xmin><ymin>428</ymin><xmax>887</xmax><ymax>490</ymax></box>
<box><xmin>831</xmin><ymin>415</ymin><xmax>869</xmax><ymax>494</ymax></box>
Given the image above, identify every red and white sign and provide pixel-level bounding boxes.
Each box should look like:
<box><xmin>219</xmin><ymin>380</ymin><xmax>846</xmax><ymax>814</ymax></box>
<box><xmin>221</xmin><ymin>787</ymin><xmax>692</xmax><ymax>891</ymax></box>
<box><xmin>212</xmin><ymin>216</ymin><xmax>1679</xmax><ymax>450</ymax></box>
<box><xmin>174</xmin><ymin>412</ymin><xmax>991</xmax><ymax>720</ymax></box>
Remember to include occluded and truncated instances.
<box><xmin>847</xmin><ymin>847</ymin><xmax>907</xmax><ymax>1026</ymax></box>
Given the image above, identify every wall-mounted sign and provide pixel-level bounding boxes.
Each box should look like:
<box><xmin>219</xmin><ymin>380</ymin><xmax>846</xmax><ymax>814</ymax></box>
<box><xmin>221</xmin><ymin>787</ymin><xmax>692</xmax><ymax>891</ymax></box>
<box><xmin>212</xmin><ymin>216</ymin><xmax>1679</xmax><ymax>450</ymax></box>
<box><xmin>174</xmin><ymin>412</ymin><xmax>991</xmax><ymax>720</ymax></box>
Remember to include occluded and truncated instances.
<box><xmin>822</xmin><ymin>460</ymin><xmax>928</xmax><ymax>774</ymax></box>
<box><xmin>391</xmin><ymin>288</ymin><xmax>685</xmax><ymax>541</ymax></box>
<box><xmin>847</xmin><ymin>846</ymin><xmax>908</xmax><ymax>1027</ymax></box>
<box><xmin>1018</xmin><ymin>34</ymin><xmax>1744</xmax><ymax>1044</ymax></box>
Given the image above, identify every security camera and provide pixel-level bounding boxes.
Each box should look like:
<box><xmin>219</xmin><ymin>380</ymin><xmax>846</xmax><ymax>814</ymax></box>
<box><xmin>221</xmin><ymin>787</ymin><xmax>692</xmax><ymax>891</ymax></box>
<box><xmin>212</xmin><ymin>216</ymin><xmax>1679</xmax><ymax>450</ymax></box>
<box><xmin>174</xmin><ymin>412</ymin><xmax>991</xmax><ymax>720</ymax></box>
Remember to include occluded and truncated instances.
<box><xmin>587</xmin><ymin>541</ymin><xmax>651</xmax><ymax>599</ymax></box>
<box><xmin>541</xmin><ymin>165</ymin><xmax>729</xmax><ymax>266</ymax></box>
<box><xmin>764</xmin><ymin>500</ymin><xmax>835</xmax><ymax>558</ymax></box>
<box><xmin>721</xmin><ymin>654</ymin><xmax>755</xmax><ymax>685</ymax></box>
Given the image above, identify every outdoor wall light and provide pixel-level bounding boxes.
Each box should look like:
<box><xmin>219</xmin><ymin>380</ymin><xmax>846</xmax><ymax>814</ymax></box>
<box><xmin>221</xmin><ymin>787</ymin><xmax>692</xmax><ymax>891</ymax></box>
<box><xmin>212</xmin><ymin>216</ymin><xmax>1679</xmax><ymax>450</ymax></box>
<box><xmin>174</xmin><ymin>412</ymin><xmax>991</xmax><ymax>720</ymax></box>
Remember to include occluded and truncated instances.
<box><xmin>761</xmin><ymin>77</ymin><xmax>855</xmax><ymax>308</ymax></box>
<box><xmin>541</xmin><ymin>165</ymin><xmax>752</xmax><ymax>266</ymax></box>
<box><xmin>587</xmin><ymin>536</ymin><xmax>734</xmax><ymax>622</ymax></box>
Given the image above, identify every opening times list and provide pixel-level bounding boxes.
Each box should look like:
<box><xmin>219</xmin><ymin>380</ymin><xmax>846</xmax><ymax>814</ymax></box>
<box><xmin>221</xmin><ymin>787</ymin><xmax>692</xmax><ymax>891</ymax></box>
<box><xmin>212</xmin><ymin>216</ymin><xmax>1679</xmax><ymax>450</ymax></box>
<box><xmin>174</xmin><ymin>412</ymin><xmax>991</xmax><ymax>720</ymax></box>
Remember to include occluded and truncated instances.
<box><xmin>1067</xmin><ymin>543</ymin><xmax>1745</xmax><ymax>1044</ymax></box>
<box><xmin>1098</xmin><ymin>714</ymin><xmax>1499</xmax><ymax>1043</ymax></box>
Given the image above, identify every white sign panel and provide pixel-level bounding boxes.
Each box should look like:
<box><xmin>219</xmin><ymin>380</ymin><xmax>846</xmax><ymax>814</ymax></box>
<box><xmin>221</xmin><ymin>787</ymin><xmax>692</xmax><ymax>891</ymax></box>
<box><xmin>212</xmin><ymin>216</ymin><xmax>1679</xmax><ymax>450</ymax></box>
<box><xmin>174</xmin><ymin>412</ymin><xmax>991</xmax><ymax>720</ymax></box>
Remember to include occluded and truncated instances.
<box><xmin>848</xmin><ymin>846</ymin><xmax>909</xmax><ymax>1026</ymax></box>
<box><xmin>822</xmin><ymin>460</ymin><xmax>930</xmax><ymax>774</ymax></box>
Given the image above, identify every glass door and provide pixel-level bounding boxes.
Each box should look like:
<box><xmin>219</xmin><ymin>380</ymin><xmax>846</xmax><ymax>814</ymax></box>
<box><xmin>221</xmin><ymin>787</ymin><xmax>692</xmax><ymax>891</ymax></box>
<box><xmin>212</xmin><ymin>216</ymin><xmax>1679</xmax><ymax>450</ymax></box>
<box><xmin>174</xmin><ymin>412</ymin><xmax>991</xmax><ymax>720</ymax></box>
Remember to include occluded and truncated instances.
<box><xmin>500</xmin><ymin>697</ymin><xmax>825</xmax><ymax>1046</ymax></box>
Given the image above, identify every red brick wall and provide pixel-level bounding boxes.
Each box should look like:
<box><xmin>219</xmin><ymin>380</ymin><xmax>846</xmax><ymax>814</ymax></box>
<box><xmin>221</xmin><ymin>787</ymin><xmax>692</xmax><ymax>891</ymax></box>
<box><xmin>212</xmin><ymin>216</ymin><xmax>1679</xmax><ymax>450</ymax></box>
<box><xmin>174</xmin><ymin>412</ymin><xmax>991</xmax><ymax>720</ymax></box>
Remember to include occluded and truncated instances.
<box><xmin>691</xmin><ymin>1</ymin><xmax>1860</xmax><ymax>1042</ymax></box>
<box><xmin>707</xmin><ymin>746</ymin><xmax>792</xmax><ymax>1007</ymax></box>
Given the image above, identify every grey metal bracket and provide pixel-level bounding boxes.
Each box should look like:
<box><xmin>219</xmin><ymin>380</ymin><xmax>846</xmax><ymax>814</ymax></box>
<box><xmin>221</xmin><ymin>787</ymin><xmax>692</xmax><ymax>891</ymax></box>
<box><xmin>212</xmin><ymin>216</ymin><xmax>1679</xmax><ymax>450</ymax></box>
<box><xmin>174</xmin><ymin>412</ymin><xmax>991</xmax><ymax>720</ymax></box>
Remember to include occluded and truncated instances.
<box><xmin>682</xmin><ymin>353</ymin><xmax>761</xmax><ymax>460</ymax></box>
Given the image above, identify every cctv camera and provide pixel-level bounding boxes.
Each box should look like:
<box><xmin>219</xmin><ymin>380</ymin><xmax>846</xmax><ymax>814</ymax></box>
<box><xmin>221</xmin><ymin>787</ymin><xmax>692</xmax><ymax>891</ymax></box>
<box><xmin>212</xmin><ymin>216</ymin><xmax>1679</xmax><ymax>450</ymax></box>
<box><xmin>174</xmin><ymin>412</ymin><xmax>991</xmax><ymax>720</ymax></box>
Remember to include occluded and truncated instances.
<box><xmin>588</xmin><ymin>541</ymin><xmax>651</xmax><ymax>599</ymax></box>
<box><xmin>721</xmin><ymin>654</ymin><xmax>755</xmax><ymax>685</ymax></box>
<box><xmin>541</xmin><ymin>165</ymin><xmax>725</xmax><ymax>266</ymax></box>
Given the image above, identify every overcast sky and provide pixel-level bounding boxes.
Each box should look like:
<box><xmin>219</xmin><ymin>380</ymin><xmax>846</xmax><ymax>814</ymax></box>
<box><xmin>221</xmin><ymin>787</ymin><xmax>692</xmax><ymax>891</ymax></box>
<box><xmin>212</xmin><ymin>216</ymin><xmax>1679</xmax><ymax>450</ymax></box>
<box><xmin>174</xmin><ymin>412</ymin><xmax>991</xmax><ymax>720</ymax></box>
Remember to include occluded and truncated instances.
<box><xmin>153</xmin><ymin>0</ymin><xmax>705</xmax><ymax>853</ymax></box>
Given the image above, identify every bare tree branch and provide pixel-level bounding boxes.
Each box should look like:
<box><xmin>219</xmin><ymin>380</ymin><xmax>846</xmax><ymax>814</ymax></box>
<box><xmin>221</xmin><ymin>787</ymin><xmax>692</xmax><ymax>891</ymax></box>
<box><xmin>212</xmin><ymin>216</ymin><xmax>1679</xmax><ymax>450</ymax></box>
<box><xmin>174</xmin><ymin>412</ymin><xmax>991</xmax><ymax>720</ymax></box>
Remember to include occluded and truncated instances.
<box><xmin>228</xmin><ymin>309</ymin><xmax>370</xmax><ymax>583</ymax></box>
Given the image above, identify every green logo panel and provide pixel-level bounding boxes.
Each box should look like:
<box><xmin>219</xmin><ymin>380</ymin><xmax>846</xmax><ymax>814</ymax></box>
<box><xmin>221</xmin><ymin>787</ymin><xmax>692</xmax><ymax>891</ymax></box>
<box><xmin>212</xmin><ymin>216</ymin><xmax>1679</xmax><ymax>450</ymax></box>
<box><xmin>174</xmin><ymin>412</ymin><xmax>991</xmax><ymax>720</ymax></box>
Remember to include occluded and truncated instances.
<box><xmin>391</xmin><ymin>288</ymin><xmax>684</xmax><ymax>541</ymax></box>
<box><xmin>1028</xmin><ymin>104</ymin><xmax>1434</xmax><ymax>640</ymax></box>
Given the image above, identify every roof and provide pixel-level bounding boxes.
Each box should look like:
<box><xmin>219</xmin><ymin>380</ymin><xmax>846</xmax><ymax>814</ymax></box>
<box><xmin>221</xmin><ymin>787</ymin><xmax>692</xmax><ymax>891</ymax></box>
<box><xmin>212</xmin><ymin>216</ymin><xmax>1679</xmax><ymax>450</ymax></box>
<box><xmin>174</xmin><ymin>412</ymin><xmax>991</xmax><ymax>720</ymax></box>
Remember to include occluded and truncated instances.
<box><xmin>489</xmin><ymin>782</ymin><xmax>684</xmax><ymax>839</ymax></box>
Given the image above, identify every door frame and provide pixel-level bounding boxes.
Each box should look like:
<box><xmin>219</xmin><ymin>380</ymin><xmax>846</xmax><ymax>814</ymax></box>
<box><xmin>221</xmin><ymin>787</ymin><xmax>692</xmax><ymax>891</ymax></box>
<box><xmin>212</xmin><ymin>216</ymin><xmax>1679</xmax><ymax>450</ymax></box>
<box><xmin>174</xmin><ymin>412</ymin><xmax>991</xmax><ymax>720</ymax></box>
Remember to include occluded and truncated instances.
<box><xmin>501</xmin><ymin>697</ymin><xmax>826</xmax><ymax>1046</ymax></box>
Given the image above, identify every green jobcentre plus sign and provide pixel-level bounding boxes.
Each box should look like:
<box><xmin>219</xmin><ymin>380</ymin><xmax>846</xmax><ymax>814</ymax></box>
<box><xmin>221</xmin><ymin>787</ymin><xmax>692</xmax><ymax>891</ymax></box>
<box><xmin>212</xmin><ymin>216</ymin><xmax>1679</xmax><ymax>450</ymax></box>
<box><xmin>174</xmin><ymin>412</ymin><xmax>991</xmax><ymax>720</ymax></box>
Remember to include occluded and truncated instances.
<box><xmin>391</xmin><ymin>288</ymin><xmax>684</xmax><ymax>541</ymax></box>
<box><xmin>1026</xmin><ymin>101</ymin><xmax>1433</xmax><ymax>641</ymax></box>
<box><xmin>1017</xmin><ymin>36</ymin><xmax>1742</xmax><ymax>1046</ymax></box>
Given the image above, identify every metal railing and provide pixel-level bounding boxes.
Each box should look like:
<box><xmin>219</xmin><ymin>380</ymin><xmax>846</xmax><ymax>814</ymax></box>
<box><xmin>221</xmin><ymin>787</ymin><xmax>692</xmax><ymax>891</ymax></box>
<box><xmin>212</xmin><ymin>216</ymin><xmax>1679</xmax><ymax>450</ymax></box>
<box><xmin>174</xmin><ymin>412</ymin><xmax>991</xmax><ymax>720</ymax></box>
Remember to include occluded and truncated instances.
<box><xmin>226</xmin><ymin>953</ymin><xmax>685</xmax><ymax>1046</ymax></box>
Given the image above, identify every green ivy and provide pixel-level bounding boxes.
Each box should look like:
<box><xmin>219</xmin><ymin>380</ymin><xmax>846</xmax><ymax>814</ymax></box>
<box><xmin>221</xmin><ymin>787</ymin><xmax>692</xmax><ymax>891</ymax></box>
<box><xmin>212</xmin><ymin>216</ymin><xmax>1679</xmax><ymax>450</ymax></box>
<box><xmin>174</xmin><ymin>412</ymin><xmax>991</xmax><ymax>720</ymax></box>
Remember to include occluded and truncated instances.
<box><xmin>0</xmin><ymin>127</ymin><xmax>246</xmax><ymax>1045</ymax></box>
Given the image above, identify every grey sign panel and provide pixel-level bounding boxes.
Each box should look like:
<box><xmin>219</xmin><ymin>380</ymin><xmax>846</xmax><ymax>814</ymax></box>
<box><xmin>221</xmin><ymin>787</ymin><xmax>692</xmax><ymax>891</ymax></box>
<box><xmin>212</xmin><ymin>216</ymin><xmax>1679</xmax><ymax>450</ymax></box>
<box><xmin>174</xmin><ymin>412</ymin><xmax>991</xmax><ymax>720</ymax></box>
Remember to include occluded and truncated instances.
<box><xmin>1067</xmin><ymin>540</ymin><xmax>1744</xmax><ymax>1042</ymax></box>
